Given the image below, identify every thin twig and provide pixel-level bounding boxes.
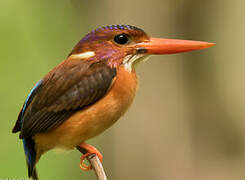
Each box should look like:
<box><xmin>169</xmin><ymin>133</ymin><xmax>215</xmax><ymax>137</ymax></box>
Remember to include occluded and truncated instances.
<box><xmin>76</xmin><ymin>146</ymin><xmax>107</xmax><ymax>180</ymax></box>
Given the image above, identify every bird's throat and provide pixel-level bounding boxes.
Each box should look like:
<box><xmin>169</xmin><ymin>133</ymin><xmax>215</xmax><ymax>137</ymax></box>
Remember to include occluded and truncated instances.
<box><xmin>123</xmin><ymin>54</ymin><xmax>149</xmax><ymax>72</ymax></box>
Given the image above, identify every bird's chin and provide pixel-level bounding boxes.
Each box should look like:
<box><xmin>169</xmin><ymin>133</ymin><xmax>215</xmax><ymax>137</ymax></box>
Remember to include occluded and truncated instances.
<box><xmin>123</xmin><ymin>54</ymin><xmax>150</xmax><ymax>72</ymax></box>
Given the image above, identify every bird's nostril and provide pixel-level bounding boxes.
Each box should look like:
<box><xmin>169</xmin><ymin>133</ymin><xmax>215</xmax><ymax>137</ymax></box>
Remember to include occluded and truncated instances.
<box><xmin>136</xmin><ymin>47</ymin><xmax>147</xmax><ymax>54</ymax></box>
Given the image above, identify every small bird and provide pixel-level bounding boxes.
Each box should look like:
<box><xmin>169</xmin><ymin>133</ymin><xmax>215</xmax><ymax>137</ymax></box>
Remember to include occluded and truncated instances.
<box><xmin>12</xmin><ymin>25</ymin><xmax>214</xmax><ymax>179</ymax></box>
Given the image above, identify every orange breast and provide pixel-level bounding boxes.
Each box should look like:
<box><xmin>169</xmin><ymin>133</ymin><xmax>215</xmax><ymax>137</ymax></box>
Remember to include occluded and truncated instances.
<box><xmin>34</xmin><ymin>66</ymin><xmax>137</xmax><ymax>152</ymax></box>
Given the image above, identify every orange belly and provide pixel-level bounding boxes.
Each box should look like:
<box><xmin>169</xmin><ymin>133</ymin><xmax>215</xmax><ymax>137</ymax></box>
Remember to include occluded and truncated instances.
<box><xmin>34</xmin><ymin>66</ymin><xmax>137</xmax><ymax>153</ymax></box>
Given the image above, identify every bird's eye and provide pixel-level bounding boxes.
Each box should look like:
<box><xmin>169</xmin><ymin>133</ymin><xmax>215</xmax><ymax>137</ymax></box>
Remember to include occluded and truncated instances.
<box><xmin>113</xmin><ymin>34</ymin><xmax>129</xmax><ymax>45</ymax></box>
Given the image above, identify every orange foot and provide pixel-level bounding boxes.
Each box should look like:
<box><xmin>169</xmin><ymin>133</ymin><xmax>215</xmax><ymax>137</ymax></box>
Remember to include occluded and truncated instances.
<box><xmin>78</xmin><ymin>142</ymin><xmax>103</xmax><ymax>171</ymax></box>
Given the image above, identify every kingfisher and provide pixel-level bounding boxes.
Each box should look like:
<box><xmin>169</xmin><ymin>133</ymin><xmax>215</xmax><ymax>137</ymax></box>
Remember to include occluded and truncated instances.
<box><xmin>12</xmin><ymin>25</ymin><xmax>214</xmax><ymax>179</ymax></box>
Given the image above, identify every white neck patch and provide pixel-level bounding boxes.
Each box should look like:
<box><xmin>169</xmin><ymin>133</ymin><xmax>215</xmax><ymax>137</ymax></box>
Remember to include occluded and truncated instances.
<box><xmin>70</xmin><ymin>51</ymin><xmax>95</xmax><ymax>59</ymax></box>
<box><xmin>123</xmin><ymin>54</ymin><xmax>150</xmax><ymax>72</ymax></box>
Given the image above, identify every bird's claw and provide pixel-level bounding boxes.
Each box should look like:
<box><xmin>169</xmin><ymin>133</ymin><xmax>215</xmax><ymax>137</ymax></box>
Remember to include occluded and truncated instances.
<box><xmin>78</xmin><ymin>142</ymin><xmax>103</xmax><ymax>171</ymax></box>
<box><xmin>80</xmin><ymin>153</ymin><xmax>93</xmax><ymax>171</ymax></box>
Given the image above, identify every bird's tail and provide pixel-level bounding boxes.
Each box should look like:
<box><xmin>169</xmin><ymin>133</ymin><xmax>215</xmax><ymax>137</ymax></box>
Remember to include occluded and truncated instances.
<box><xmin>28</xmin><ymin>164</ymin><xmax>38</xmax><ymax>180</ymax></box>
<box><xmin>27</xmin><ymin>164</ymin><xmax>38</xmax><ymax>180</ymax></box>
<box><xmin>23</xmin><ymin>137</ymin><xmax>39</xmax><ymax>180</ymax></box>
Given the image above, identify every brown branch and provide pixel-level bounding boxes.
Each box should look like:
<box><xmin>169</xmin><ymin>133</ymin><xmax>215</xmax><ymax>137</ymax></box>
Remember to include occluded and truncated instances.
<box><xmin>76</xmin><ymin>146</ymin><xmax>107</xmax><ymax>180</ymax></box>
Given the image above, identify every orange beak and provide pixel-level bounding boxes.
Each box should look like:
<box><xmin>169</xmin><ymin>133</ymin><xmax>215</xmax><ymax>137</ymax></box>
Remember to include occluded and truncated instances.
<box><xmin>137</xmin><ymin>38</ymin><xmax>215</xmax><ymax>54</ymax></box>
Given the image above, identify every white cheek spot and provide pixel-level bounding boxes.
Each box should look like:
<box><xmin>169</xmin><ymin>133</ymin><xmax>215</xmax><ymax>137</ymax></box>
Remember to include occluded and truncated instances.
<box><xmin>70</xmin><ymin>51</ymin><xmax>95</xmax><ymax>59</ymax></box>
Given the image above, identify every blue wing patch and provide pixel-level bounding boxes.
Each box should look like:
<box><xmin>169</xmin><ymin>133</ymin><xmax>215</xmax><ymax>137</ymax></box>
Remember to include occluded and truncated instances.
<box><xmin>12</xmin><ymin>79</ymin><xmax>43</xmax><ymax>134</ymax></box>
<box><xmin>20</xmin><ymin>80</ymin><xmax>42</xmax><ymax>166</ymax></box>
<box><xmin>17</xmin><ymin>80</ymin><xmax>43</xmax><ymax>178</ymax></box>
<box><xmin>20</xmin><ymin>80</ymin><xmax>43</xmax><ymax>125</ymax></box>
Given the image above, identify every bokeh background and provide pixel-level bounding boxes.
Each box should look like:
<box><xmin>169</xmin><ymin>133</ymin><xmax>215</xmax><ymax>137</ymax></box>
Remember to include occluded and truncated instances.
<box><xmin>1</xmin><ymin>0</ymin><xmax>244</xmax><ymax>179</ymax></box>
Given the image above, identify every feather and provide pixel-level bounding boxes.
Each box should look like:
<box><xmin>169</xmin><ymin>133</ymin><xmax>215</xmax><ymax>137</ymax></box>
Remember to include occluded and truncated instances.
<box><xmin>17</xmin><ymin>60</ymin><xmax>116</xmax><ymax>138</ymax></box>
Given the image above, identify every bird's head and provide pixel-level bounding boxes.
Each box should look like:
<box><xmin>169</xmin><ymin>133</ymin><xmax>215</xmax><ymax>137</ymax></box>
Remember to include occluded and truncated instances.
<box><xmin>69</xmin><ymin>25</ymin><xmax>215</xmax><ymax>71</ymax></box>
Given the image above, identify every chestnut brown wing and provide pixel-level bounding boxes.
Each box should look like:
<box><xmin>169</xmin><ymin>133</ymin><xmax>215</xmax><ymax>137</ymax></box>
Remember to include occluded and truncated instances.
<box><xmin>14</xmin><ymin>60</ymin><xmax>116</xmax><ymax>139</ymax></box>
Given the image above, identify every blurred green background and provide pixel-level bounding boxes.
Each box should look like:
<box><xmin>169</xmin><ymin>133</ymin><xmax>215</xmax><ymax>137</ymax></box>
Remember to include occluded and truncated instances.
<box><xmin>1</xmin><ymin>0</ymin><xmax>244</xmax><ymax>179</ymax></box>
